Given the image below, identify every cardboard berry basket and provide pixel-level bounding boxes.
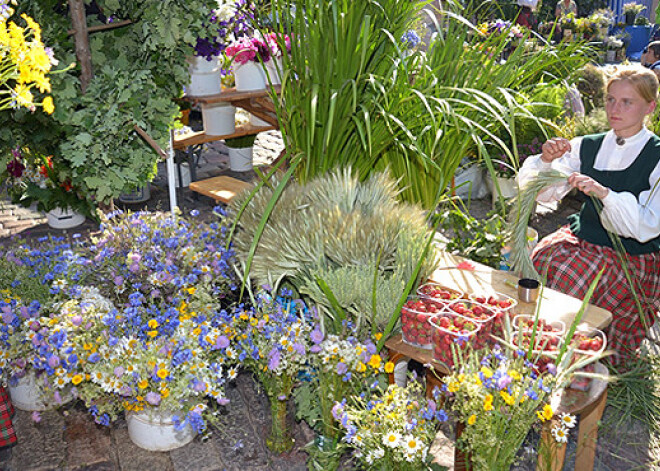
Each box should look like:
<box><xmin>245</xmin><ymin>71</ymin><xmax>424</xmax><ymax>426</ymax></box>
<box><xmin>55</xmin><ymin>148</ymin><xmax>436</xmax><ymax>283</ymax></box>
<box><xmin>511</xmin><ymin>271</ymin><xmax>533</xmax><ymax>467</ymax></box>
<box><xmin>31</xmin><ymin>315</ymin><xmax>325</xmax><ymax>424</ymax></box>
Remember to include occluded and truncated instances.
<box><xmin>429</xmin><ymin>313</ymin><xmax>481</xmax><ymax>368</ymax></box>
<box><xmin>512</xmin><ymin>314</ymin><xmax>565</xmax><ymax>337</ymax></box>
<box><xmin>444</xmin><ymin>300</ymin><xmax>498</xmax><ymax>347</ymax></box>
<box><xmin>416</xmin><ymin>283</ymin><xmax>464</xmax><ymax>305</ymax></box>
<box><xmin>400</xmin><ymin>297</ymin><xmax>445</xmax><ymax>349</ymax></box>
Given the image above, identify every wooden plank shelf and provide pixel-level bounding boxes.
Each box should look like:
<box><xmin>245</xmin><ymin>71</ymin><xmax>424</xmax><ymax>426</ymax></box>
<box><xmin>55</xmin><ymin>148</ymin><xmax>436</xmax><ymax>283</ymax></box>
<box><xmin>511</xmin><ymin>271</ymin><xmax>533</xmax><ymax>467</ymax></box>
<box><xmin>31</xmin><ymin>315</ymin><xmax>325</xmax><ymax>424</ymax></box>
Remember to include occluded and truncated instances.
<box><xmin>173</xmin><ymin>123</ymin><xmax>275</xmax><ymax>151</ymax></box>
<box><xmin>189</xmin><ymin>175</ymin><xmax>252</xmax><ymax>204</ymax></box>
<box><xmin>185</xmin><ymin>86</ymin><xmax>280</xmax><ymax>105</ymax></box>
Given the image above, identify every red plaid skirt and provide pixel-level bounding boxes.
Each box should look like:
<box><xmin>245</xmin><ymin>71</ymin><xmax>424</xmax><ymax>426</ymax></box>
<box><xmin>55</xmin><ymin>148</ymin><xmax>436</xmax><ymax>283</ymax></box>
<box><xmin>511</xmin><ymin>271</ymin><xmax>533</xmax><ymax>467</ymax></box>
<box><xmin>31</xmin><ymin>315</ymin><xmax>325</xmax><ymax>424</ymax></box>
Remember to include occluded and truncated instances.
<box><xmin>532</xmin><ymin>226</ymin><xmax>660</xmax><ymax>362</ymax></box>
<box><xmin>0</xmin><ymin>386</ymin><xmax>16</xmax><ymax>447</ymax></box>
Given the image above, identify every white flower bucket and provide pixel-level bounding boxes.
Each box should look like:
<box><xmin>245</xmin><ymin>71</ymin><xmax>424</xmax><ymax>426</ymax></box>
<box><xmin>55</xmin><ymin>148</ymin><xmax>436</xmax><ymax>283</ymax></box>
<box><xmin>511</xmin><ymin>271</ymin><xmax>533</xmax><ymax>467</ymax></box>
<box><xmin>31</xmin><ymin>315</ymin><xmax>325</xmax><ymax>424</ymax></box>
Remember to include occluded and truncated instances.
<box><xmin>249</xmin><ymin>113</ymin><xmax>271</xmax><ymax>127</ymax></box>
<box><xmin>234</xmin><ymin>62</ymin><xmax>266</xmax><ymax>91</ymax></box>
<box><xmin>265</xmin><ymin>58</ymin><xmax>282</xmax><ymax>85</ymax></box>
<box><xmin>187</xmin><ymin>56</ymin><xmax>222</xmax><ymax>97</ymax></box>
<box><xmin>228</xmin><ymin>146</ymin><xmax>254</xmax><ymax>172</ymax></box>
<box><xmin>9</xmin><ymin>371</ymin><xmax>72</xmax><ymax>411</ymax></box>
<box><xmin>202</xmin><ymin>102</ymin><xmax>236</xmax><ymax>136</ymax></box>
<box><xmin>118</xmin><ymin>184</ymin><xmax>151</xmax><ymax>204</ymax></box>
<box><xmin>606</xmin><ymin>50</ymin><xmax>616</xmax><ymax>62</ymax></box>
<box><xmin>46</xmin><ymin>207</ymin><xmax>85</xmax><ymax>230</ymax></box>
<box><xmin>489</xmin><ymin>175</ymin><xmax>518</xmax><ymax>204</ymax></box>
<box><xmin>127</xmin><ymin>409</ymin><xmax>196</xmax><ymax>452</ymax></box>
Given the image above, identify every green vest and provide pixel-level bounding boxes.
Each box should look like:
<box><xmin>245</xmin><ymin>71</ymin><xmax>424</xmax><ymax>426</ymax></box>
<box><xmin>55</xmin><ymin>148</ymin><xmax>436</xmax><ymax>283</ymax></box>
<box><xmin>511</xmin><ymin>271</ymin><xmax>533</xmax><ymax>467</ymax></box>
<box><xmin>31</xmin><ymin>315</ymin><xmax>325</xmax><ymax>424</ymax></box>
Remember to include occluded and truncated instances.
<box><xmin>568</xmin><ymin>133</ymin><xmax>660</xmax><ymax>255</ymax></box>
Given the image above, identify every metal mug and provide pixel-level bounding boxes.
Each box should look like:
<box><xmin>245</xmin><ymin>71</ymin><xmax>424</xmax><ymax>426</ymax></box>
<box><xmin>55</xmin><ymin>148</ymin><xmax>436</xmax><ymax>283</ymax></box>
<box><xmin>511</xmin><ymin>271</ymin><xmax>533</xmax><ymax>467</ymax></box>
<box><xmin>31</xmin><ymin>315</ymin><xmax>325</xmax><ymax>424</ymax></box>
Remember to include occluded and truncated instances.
<box><xmin>518</xmin><ymin>278</ymin><xmax>540</xmax><ymax>303</ymax></box>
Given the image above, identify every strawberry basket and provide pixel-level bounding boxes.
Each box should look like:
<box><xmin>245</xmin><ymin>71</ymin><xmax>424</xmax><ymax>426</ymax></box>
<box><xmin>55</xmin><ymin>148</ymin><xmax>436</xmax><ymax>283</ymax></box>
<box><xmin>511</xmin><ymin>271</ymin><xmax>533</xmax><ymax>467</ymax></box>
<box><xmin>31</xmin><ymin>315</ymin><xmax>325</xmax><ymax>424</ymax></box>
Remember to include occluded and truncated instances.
<box><xmin>416</xmin><ymin>283</ymin><xmax>464</xmax><ymax>305</ymax></box>
<box><xmin>401</xmin><ymin>297</ymin><xmax>445</xmax><ymax>349</ymax></box>
<box><xmin>429</xmin><ymin>313</ymin><xmax>481</xmax><ymax>368</ymax></box>
<box><xmin>444</xmin><ymin>300</ymin><xmax>498</xmax><ymax>347</ymax></box>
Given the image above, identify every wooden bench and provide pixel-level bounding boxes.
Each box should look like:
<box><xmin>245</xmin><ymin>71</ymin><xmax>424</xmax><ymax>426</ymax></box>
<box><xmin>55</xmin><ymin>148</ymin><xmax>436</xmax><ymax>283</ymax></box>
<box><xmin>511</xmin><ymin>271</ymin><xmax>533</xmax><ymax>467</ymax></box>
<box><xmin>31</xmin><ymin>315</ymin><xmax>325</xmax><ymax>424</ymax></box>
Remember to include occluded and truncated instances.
<box><xmin>188</xmin><ymin>175</ymin><xmax>252</xmax><ymax>204</ymax></box>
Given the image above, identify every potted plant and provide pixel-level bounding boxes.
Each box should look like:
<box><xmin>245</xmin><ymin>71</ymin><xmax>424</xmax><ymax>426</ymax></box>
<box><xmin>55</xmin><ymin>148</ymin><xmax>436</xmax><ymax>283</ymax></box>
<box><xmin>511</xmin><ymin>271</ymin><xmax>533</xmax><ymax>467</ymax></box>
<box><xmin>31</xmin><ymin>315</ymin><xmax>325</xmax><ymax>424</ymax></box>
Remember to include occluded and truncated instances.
<box><xmin>2</xmin><ymin>148</ymin><xmax>94</xmax><ymax>228</ymax></box>
<box><xmin>225</xmin><ymin>36</ymin><xmax>273</xmax><ymax>91</ymax></box>
<box><xmin>225</xmin><ymin>134</ymin><xmax>257</xmax><ymax>171</ymax></box>
<box><xmin>622</xmin><ymin>2</ymin><xmax>645</xmax><ymax>26</ymax></box>
<box><xmin>187</xmin><ymin>1</ymin><xmax>247</xmax><ymax>96</ymax></box>
<box><xmin>589</xmin><ymin>9</ymin><xmax>613</xmax><ymax>39</ymax></box>
<box><xmin>605</xmin><ymin>36</ymin><xmax>624</xmax><ymax>62</ymax></box>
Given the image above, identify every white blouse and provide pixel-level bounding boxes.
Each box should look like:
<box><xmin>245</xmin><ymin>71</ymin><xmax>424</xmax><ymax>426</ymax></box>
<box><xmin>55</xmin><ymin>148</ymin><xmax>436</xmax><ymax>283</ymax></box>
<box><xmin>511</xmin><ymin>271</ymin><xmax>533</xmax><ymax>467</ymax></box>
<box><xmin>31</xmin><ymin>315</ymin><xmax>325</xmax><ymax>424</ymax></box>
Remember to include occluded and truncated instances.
<box><xmin>517</xmin><ymin>128</ymin><xmax>660</xmax><ymax>243</ymax></box>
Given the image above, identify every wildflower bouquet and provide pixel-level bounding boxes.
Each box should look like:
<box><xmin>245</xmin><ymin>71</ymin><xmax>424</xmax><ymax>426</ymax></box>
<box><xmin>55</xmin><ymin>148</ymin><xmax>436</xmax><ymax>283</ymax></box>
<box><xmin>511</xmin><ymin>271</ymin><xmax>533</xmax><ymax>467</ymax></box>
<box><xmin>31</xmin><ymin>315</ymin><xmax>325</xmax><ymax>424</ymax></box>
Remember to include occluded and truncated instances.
<box><xmin>192</xmin><ymin>0</ymin><xmax>251</xmax><ymax>61</ymax></box>
<box><xmin>86</xmin><ymin>209</ymin><xmax>238</xmax><ymax>311</ymax></box>
<box><xmin>2</xmin><ymin>147</ymin><xmax>95</xmax><ymax>215</ymax></box>
<box><xmin>333</xmin><ymin>381</ymin><xmax>444</xmax><ymax>471</ymax></box>
<box><xmin>78</xmin><ymin>284</ymin><xmax>234</xmax><ymax>431</ymax></box>
<box><xmin>232</xmin><ymin>289</ymin><xmax>314</xmax><ymax>452</ymax></box>
<box><xmin>294</xmin><ymin>326</ymin><xmax>394</xmax><ymax>468</ymax></box>
<box><xmin>0</xmin><ymin>236</ymin><xmax>90</xmax><ymax>385</ymax></box>
<box><xmin>442</xmin><ymin>345</ymin><xmax>555</xmax><ymax>471</ymax></box>
<box><xmin>0</xmin><ymin>2</ymin><xmax>56</xmax><ymax>114</ymax></box>
<box><xmin>27</xmin><ymin>286</ymin><xmax>113</xmax><ymax>406</ymax></box>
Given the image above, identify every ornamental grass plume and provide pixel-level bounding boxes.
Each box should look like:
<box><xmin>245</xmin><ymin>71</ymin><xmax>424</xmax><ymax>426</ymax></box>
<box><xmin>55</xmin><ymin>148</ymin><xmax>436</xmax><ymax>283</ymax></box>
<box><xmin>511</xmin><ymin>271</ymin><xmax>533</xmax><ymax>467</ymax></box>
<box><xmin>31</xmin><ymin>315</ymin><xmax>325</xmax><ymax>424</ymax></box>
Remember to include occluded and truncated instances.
<box><xmin>229</xmin><ymin>168</ymin><xmax>437</xmax><ymax>338</ymax></box>
<box><xmin>507</xmin><ymin>170</ymin><xmax>568</xmax><ymax>278</ymax></box>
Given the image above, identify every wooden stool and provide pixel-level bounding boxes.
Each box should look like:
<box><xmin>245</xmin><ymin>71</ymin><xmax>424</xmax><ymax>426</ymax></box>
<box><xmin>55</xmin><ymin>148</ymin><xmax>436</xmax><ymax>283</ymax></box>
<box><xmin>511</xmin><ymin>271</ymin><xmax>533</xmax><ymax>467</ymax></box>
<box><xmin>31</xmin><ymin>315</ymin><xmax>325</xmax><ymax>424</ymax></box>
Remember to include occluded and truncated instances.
<box><xmin>384</xmin><ymin>334</ymin><xmax>450</xmax><ymax>398</ymax></box>
<box><xmin>537</xmin><ymin>362</ymin><xmax>609</xmax><ymax>471</ymax></box>
<box><xmin>189</xmin><ymin>175</ymin><xmax>252</xmax><ymax>204</ymax></box>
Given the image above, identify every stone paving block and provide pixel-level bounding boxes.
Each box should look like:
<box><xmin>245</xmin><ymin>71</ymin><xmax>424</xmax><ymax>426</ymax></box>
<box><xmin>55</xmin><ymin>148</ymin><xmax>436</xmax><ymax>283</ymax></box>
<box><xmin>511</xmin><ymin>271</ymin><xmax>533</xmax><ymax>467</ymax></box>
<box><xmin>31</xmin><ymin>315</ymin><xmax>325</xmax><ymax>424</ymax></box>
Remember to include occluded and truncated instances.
<box><xmin>170</xmin><ymin>435</ymin><xmax>224</xmax><ymax>471</ymax></box>
<box><xmin>64</xmin><ymin>408</ymin><xmax>115</xmax><ymax>470</ymax></box>
<box><xmin>10</xmin><ymin>409</ymin><xmax>66</xmax><ymax>471</ymax></box>
<box><xmin>110</xmin><ymin>419</ymin><xmax>174</xmax><ymax>471</ymax></box>
<box><xmin>2</xmin><ymin>220</ymin><xmax>38</xmax><ymax>231</ymax></box>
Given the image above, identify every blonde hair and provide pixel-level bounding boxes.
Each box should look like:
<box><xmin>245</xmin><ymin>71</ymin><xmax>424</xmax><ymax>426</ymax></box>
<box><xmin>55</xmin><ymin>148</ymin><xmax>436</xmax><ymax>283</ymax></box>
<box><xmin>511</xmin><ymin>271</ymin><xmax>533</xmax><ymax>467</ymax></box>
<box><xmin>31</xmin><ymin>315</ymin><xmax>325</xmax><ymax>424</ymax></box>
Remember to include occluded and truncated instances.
<box><xmin>607</xmin><ymin>66</ymin><xmax>659</xmax><ymax>103</ymax></box>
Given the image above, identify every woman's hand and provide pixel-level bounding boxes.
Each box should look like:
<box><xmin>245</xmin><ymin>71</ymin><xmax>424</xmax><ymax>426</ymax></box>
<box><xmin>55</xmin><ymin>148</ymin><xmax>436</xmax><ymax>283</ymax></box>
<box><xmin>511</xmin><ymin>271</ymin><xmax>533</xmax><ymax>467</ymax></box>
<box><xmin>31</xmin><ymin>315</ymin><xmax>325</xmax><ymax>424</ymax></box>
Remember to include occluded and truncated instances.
<box><xmin>541</xmin><ymin>138</ymin><xmax>571</xmax><ymax>163</ymax></box>
<box><xmin>568</xmin><ymin>172</ymin><xmax>609</xmax><ymax>199</ymax></box>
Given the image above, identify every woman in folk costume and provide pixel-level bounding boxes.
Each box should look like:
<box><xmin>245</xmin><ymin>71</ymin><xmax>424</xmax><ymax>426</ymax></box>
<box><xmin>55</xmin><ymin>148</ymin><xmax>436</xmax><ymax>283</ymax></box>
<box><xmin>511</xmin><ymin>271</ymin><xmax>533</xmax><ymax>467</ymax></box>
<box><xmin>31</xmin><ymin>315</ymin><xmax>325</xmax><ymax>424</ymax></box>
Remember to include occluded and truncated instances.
<box><xmin>518</xmin><ymin>66</ymin><xmax>660</xmax><ymax>365</ymax></box>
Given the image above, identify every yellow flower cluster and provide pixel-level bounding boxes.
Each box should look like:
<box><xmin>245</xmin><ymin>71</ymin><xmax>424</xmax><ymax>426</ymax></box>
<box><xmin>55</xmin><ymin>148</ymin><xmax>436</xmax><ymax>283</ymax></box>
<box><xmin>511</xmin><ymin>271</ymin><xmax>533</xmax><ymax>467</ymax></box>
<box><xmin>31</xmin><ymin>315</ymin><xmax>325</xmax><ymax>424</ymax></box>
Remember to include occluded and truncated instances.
<box><xmin>0</xmin><ymin>10</ymin><xmax>55</xmax><ymax>113</ymax></box>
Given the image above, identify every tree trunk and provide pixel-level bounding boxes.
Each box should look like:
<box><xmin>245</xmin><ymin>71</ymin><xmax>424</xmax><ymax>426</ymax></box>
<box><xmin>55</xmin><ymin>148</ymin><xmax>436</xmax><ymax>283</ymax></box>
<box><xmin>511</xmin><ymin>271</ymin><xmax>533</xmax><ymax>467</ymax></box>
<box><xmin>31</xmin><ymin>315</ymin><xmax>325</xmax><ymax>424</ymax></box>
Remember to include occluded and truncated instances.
<box><xmin>68</xmin><ymin>0</ymin><xmax>93</xmax><ymax>93</ymax></box>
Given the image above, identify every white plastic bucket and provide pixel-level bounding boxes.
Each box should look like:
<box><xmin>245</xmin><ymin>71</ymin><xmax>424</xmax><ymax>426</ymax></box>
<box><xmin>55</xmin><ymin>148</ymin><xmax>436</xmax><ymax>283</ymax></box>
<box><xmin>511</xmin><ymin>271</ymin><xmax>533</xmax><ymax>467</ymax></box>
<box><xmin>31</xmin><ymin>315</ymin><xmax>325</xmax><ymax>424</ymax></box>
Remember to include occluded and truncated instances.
<box><xmin>9</xmin><ymin>371</ymin><xmax>72</xmax><ymax>411</ymax></box>
<box><xmin>187</xmin><ymin>56</ymin><xmax>222</xmax><ymax>97</ymax></box>
<box><xmin>202</xmin><ymin>102</ymin><xmax>236</xmax><ymax>136</ymax></box>
<box><xmin>127</xmin><ymin>409</ymin><xmax>196</xmax><ymax>452</ymax></box>
<box><xmin>265</xmin><ymin>58</ymin><xmax>282</xmax><ymax>85</ymax></box>
<box><xmin>234</xmin><ymin>62</ymin><xmax>266</xmax><ymax>91</ymax></box>
<box><xmin>228</xmin><ymin>146</ymin><xmax>254</xmax><ymax>172</ymax></box>
<box><xmin>175</xmin><ymin>163</ymin><xmax>191</xmax><ymax>188</ymax></box>
<box><xmin>46</xmin><ymin>207</ymin><xmax>85</xmax><ymax>230</ymax></box>
<box><xmin>249</xmin><ymin>113</ymin><xmax>271</xmax><ymax>127</ymax></box>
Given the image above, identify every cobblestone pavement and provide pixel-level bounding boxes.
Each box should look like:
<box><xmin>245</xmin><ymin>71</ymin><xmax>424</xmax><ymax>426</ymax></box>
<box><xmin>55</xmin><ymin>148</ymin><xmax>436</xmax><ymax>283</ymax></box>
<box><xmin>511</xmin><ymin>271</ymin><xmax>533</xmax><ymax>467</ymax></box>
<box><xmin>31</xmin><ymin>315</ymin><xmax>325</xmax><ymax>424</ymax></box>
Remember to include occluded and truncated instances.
<box><xmin>1</xmin><ymin>131</ymin><xmax>659</xmax><ymax>470</ymax></box>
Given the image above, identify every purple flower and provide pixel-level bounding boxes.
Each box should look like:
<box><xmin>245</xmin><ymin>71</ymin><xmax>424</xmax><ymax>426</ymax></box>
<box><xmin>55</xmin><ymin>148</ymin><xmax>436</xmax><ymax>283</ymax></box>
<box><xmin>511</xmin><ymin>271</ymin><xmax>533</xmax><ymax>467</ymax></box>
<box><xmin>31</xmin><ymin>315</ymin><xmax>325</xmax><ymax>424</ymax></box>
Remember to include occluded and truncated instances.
<box><xmin>310</xmin><ymin>345</ymin><xmax>321</xmax><ymax>353</ymax></box>
<box><xmin>336</xmin><ymin>362</ymin><xmax>348</xmax><ymax>375</ymax></box>
<box><xmin>310</xmin><ymin>327</ymin><xmax>324</xmax><ymax>344</ymax></box>
<box><xmin>47</xmin><ymin>355</ymin><xmax>60</xmax><ymax>369</ymax></box>
<box><xmin>114</xmin><ymin>366</ymin><xmax>124</xmax><ymax>378</ymax></box>
<box><xmin>145</xmin><ymin>392</ymin><xmax>162</xmax><ymax>406</ymax></box>
<box><xmin>215</xmin><ymin>335</ymin><xmax>229</xmax><ymax>349</ymax></box>
<box><xmin>292</xmin><ymin>342</ymin><xmax>305</xmax><ymax>355</ymax></box>
<box><xmin>217</xmin><ymin>397</ymin><xmax>230</xmax><ymax>406</ymax></box>
<box><xmin>71</xmin><ymin>315</ymin><xmax>82</xmax><ymax>327</ymax></box>
<box><xmin>6</xmin><ymin>158</ymin><xmax>25</xmax><ymax>178</ymax></box>
<box><xmin>1</xmin><ymin>310</ymin><xmax>15</xmax><ymax>325</ymax></box>
<box><xmin>268</xmin><ymin>348</ymin><xmax>281</xmax><ymax>370</ymax></box>
<box><xmin>31</xmin><ymin>411</ymin><xmax>41</xmax><ymax>423</ymax></box>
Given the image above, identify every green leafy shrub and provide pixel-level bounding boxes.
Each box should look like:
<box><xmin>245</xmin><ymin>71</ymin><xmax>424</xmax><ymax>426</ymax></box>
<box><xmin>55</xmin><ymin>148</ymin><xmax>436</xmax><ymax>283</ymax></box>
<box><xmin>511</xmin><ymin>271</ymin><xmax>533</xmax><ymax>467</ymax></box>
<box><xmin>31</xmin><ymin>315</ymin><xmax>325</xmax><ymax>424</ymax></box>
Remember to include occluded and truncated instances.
<box><xmin>574</xmin><ymin>108</ymin><xmax>610</xmax><ymax>136</ymax></box>
<box><xmin>230</xmin><ymin>168</ymin><xmax>437</xmax><ymax>337</ymax></box>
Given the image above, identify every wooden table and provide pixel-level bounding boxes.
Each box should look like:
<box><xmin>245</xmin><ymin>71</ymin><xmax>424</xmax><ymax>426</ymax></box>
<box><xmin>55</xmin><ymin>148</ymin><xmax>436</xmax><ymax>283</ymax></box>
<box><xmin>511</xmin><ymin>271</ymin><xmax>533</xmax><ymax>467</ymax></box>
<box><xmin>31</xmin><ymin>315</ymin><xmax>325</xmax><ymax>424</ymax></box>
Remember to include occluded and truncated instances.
<box><xmin>431</xmin><ymin>251</ymin><xmax>612</xmax><ymax>330</ymax></box>
<box><xmin>384</xmin><ymin>251</ymin><xmax>613</xmax><ymax>471</ymax></box>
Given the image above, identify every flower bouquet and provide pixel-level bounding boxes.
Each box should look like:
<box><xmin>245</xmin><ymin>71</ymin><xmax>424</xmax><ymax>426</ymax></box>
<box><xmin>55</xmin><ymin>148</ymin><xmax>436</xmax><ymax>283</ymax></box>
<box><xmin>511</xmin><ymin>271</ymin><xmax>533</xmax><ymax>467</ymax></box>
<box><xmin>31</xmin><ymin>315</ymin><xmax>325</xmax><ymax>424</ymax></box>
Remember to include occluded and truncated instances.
<box><xmin>294</xmin><ymin>327</ymin><xmax>394</xmax><ymax>469</ymax></box>
<box><xmin>231</xmin><ymin>288</ymin><xmax>314</xmax><ymax>452</ymax></box>
<box><xmin>333</xmin><ymin>381</ymin><xmax>444</xmax><ymax>470</ymax></box>
<box><xmin>442</xmin><ymin>345</ymin><xmax>556</xmax><ymax>470</ymax></box>
<box><xmin>86</xmin><ymin>209</ymin><xmax>237</xmax><ymax>309</ymax></box>
<box><xmin>77</xmin><ymin>283</ymin><xmax>234</xmax><ymax>434</ymax></box>
<box><xmin>2</xmin><ymin>148</ymin><xmax>95</xmax><ymax>217</ymax></box>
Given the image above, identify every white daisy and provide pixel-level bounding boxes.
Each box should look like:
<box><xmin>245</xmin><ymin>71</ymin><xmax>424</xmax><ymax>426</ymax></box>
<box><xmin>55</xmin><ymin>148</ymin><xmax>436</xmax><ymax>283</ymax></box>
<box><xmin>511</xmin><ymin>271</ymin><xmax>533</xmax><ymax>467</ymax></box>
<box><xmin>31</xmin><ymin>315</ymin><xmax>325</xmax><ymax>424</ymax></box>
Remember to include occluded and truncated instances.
<box><xmin>382</xmin><ymin>431</ymin><xmax>401</xmax><ymax>448</ymax></box>
<box><xmin>402</xmin><ymin>434</ymin><xmax>422</xmax><ymax>454</ymax></box>
<box><xmin>551</xmin><ymin>425</ymin><xmax>569</xmax><ymax>443</ymax></box>
<box><xmin>373</xmin><ymin>448</ymin><xmax>385</xmax><ymax>459</ymax></box>
<box><xmin>560</xmin><ymin>413</ymin><xmax>577</xmax><ymax>429</ymax></box>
